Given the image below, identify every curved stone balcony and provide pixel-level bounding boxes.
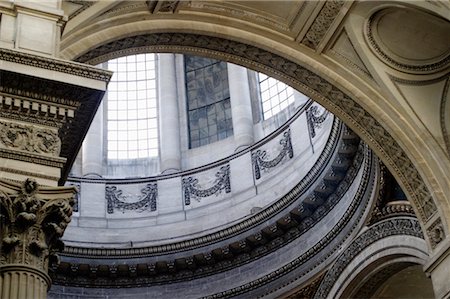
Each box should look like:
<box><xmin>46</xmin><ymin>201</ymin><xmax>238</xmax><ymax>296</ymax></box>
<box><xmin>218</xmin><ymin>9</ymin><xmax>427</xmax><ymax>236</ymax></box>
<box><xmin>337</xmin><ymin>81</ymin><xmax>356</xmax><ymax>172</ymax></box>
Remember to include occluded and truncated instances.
<box><xmin>62</xmin><ymin>101</ymin><xmax>336</xmax><ymax>247</ymax></box>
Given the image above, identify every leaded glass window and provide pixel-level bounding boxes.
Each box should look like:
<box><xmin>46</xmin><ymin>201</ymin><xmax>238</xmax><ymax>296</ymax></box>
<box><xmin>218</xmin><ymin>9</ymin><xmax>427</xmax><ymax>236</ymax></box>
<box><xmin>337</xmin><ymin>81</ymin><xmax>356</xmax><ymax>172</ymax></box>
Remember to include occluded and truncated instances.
<box><xmin>185</xmin><ymin>55</ymin><xmax>233</xmax><ymax>148</ymax></box>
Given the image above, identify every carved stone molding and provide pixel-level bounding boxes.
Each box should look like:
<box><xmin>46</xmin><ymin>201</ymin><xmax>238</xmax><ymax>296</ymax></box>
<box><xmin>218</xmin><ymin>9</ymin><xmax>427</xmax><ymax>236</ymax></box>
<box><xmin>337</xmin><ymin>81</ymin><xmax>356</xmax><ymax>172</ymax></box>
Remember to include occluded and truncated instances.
<box><xmin>0</xmin><ymin>179</ymin><xmax>75</xmax><ymax>278</ymax></box>
<box><xmin>0</xmin><ymin>52</ymin><xmax>110</xmax><ymax>183</ymax></box>
<box><xmin>314</xmin><ymin>218</ymin><xmax>424</xmax><ymax>298</ymax></box>
<box><xmin>0</xmin><ymin>48</ymin><xmax>112</xmax><ymax>82</ymax></box>
<box><xmin>73</xmin><ymin>32</ymin><xmax>439</xmax><ymax>235</ymax></box>
<box><xmin>0</xmin><ymin>120</ymin><xmax>61</xmax><ymax>157</ymax></box>
<box><xmin>301</xmin><ymin>0</ymin><xmax>345</xmax><ymax>49</ymax></box>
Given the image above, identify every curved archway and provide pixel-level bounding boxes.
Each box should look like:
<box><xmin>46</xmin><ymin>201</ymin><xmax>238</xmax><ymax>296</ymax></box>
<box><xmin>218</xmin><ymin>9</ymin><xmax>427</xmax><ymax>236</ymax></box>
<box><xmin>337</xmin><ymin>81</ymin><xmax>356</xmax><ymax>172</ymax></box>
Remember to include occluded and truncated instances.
<box><xmin>59</xmin><ymin>1</ymin><xmax>450</xmax><ymax>252</ymax></box>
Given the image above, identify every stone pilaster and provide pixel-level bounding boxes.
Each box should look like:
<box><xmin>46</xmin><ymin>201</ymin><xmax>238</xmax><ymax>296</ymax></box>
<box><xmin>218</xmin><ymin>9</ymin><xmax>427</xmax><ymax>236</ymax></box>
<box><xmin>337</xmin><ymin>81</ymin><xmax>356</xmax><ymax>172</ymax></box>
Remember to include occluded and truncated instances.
<box><xmin>227</xmin><ymin>63</ymin><xmax>255</xmax><ymax>151</ymax></box>
<box><xmin>158</xmin><ymin>53</ymin><xmax>181</xmax><ymax>173</ymax></box>
<box><xmin>0</xmin><ymin>178</ymin><xmax>76</xmax><ymax>299</ymax></box>
<box><xmin>82</xmin><ymin>101</ymin><xmax>104</xmax><ymax>177</ymax></box>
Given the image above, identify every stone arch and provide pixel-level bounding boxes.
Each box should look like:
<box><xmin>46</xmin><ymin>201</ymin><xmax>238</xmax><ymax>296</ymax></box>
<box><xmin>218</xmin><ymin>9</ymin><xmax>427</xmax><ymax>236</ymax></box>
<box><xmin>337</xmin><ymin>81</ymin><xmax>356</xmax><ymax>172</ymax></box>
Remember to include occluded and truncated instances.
<box><xmin>314</xmin><ymin>218</ymin><xmax>430</xmax><ymax>298</ymax></box>
<box><xmin>58</xmin><ymin>11</ymin><xmax>449</xmax><ymax>251</ymax></box>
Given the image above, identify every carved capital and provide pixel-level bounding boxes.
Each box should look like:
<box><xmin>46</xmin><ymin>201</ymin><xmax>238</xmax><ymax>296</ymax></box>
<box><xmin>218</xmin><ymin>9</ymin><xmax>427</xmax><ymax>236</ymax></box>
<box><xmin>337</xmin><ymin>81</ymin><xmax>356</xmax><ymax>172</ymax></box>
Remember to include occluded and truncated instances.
<box><xmin>0</xmin><ymin>178</ymin><xmax>75</xmax><ymax>274</ymax></box>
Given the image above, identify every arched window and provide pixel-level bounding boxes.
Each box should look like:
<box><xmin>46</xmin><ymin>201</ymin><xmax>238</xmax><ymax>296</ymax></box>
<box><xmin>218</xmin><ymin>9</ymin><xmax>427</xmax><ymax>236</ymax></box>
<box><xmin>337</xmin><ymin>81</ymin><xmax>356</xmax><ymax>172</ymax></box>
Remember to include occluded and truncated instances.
<box><xmin>258</xmin><ymin>73</ymin><xmax>295</xmax><ymax>120</ymax></box>
<box><xmin>106</xmin><ymin>54</ymin><xmax>159</xmax><ymax>160</ymax></box>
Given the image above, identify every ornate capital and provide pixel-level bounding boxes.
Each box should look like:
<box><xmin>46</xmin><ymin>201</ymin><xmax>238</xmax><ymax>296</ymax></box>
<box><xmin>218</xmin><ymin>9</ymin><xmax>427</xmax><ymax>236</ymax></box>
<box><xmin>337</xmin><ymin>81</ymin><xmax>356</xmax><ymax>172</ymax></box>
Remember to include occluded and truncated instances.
<box><xmin>0</xmin><ymin>179</ymin><xmax>75</xmax><ymax>274</ymax></box>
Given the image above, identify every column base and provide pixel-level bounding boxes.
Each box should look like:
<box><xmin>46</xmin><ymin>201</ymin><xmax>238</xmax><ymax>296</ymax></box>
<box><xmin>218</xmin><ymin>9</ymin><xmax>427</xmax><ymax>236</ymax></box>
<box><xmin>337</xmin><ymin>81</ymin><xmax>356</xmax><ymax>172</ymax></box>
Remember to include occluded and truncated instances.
<box><xmin>0</xmin><ymin>264</ymin><xmax>51</xmax><ymax>299</ymax></box>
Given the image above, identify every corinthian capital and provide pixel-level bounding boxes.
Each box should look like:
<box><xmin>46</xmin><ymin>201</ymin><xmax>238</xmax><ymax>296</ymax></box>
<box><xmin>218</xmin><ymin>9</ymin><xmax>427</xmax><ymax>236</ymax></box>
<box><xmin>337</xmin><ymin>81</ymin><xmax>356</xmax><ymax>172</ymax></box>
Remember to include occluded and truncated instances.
<box><xmin>0</xmin><ymin>178</ymin><xmax>76</xmax><ymax>273</ymax></box>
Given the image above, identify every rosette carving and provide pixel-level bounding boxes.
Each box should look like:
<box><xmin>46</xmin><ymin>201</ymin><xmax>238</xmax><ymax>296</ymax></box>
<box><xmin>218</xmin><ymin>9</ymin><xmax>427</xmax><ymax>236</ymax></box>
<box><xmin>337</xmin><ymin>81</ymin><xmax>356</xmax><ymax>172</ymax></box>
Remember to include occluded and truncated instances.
<box><xmin>0</xmin><ymin>179</ymin><xmax>74</xmax><ymax>272</ymax></box>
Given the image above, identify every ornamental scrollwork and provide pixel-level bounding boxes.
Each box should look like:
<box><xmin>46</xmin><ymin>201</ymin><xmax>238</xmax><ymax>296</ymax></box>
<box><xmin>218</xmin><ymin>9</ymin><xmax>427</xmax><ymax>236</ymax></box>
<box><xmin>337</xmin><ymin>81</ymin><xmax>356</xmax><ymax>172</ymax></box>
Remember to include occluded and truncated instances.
<box><xmin>252</xmin><ymin>129</ymin><xmax>293</xmax><ymax>180</ymax></box>
<box><xmin>182</xmin><ymin>165</ymin><xmax>231</xmax><ymax>205</ymax></box>
<box><xmin>0</xmin><ymin>179</ymin><xmax>74</xmax><ymax>271</ymax></box>
<box><xmin>0</xmin><ymin>121</ymin><xmax>61</xmax><ymax>156</ymax></box>
<box><xmin>306</xmin><ymin>105</ymin><xmax>329</xmax><ymax>139</ymax></box>
<box><xmin>105</xmin><ymin>183</ymin><xmax>158</xmax><ymax>214</ymax></box>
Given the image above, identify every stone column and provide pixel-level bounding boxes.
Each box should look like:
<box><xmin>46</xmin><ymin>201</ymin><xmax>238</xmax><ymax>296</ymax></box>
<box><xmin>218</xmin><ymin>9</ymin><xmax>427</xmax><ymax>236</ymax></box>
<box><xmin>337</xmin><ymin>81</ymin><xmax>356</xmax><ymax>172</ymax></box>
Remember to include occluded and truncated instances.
<box><xmin>158</xmin><ymin>53</ymin><xmax>181</xmax><ymax>173</ymax></box>
<box><xmin>424</xmin><ymin>238</ymin><xmax>450</xmax><ymax>299</ymax></box>
<box><xmin>82</xmin><ymin>101</ymin><xmax>104</xmax><ymax>177</ymax></box>
<box><xmin>0</xmin><ymin>178</ymin><xmax>76</xmax><ymax>299</ymax></box>
<box><xmin>227</xmin><ymin>63</ymin><xmax>255</xmax><ymax>151</ymax></box>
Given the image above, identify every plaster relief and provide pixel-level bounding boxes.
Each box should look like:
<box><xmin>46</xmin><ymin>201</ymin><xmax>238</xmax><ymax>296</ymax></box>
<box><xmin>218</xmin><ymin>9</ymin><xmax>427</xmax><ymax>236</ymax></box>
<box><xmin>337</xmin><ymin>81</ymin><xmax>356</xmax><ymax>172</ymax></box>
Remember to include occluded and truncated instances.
<box><xmin>366</xmin><ymin>7</ymin><xmax>450</xmax><ymax>73</ymax></box>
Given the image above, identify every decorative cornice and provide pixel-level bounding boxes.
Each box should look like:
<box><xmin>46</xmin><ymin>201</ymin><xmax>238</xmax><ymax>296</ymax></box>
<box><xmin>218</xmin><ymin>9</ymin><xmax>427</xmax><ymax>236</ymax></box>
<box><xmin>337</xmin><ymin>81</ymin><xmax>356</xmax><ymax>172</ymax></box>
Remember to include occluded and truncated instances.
<box><xmin>0</xmin><ymin>148</ymin><xmax>66</xmax><ymax>168</ymax></box>
<box><xmin>72</xmin><ymin>32</ymin><xmax>439</xmax><ymax>232</ymax></box>
<box><xmin>0</xmin><ymin>167</ymin><xmax>60</xmax><ymax>182</ymax></box>
<box><xmin>0</xmin><ymin>48</ymin><xmax>112</xmax><ymax>82</ymax></box>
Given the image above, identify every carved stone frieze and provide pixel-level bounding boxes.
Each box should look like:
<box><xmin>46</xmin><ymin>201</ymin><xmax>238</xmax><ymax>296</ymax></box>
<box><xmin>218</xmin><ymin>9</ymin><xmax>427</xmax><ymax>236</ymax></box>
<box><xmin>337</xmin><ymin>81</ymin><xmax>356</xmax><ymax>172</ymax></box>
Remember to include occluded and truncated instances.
<box><xmin>252</xmin><ymin>129</ymin><xmax>293</xmax><ymax>180</ymax></box>
<box><xmin>0</xmin><ymin>120</ymin><xmax>61</xmax><ymax>156</ymax></box>
<box><xmin>0</xmin><ymin>51</ymin><xmax>110</xmax><ymax>183</ymax></box>
<box><xmin>301</xmin><ymin>0</ymin><xmax>345</xmax><ymax>49</ymax></box>
<box><xmin>182</xmin><ymin>165</ymin><xmax>231</xmax><ymax>205</ymax></box>
<box><xmin>73</xmin><ymin>32</ymin><xmax>438</xmax><ymax>229</ymax></box>
<box><xmin>0</xmin><ymin>179</ymin><xmax>75</xmax><ymax>273</ymax></box>
<box><xmin>105</xmin><ymin>183</ymin><xmax>157</xmax><ymax>213</ymax></box>
<box><xmin>0</xmin><ymin>48</ymin><xmax>112</xmax><ymax>82</ymax></box>
<box><xmin>187</xmin><ymin>2</ymin><xmax>291</xmax><ymax>31</ymax></box>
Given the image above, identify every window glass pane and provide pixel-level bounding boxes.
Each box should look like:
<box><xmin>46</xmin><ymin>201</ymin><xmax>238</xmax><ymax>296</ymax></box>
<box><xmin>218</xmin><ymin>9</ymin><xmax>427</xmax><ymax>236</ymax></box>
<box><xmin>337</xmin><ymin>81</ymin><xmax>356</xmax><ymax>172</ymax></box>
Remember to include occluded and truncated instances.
<box><xmin>258</xmin><ymin>73</ymin><xmax>295</xmax><ymax>120</ymax></box>
<box><xmin>185</xmin><ymin>55</ymin><xmax>233</xmax><ymax>148</ymax></box>
<box><xmin>106</xmin><ymin>53</ymin><xmax>159</xmax><ymax>160</ymax></box>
